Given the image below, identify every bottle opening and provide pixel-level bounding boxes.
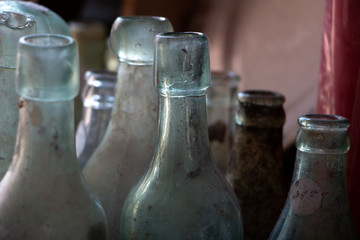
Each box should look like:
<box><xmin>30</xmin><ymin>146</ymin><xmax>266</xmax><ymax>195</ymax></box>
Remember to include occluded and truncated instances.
<box><xmin>298</xmin><ymin>114</ymin><xmax>350</xmax><ymax>130</ymax></box>
<box><xmin>20</xmin><ymin>34</ymin><xmax>73</xmax><ymax>48</ymax></box>
<box><xmin>238</xmin><ymin>90</ymin><xmax>285</xmax><ymax>106</ymax></box>
<box><xmin>157</xmin><ymin>32</ymin><xmax>205</xmax><ymax>39</ymax></box>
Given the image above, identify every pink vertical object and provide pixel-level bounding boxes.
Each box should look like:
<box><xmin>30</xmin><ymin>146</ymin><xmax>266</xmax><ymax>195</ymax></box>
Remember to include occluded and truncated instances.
<box><xmin>317</xmin><ymin>0</ymin><xmax>360</xmax><ymax>231</ymax></box>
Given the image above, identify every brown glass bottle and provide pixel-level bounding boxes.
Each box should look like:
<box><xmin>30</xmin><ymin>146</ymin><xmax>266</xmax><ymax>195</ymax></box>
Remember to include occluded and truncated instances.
<box><xmin>226</xmin><ymin>90</ymin><xmax>288</xmax><ymax>240</ymax></box>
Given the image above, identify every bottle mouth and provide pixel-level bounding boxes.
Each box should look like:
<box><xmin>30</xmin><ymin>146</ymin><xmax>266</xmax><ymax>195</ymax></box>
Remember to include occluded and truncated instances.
<box><xmin>19</xmin><ymin>34</ymin><xmax>74</xmax><ymax>48</ymax></box>
<box><xmin>298</xmin><ymin>114</ymin><xmax>349</xmax><ymax>130</ymax></box>
<box><xmin>238</xmin><ymin>90</ymin><xmax>285</xmax><ymax>106</ymax></box>
<box><xmin>116</xmin><ymin>16</ymin><xmax>168</xmax><ymax>23</ymax></box>
<box><xmin>157</xmin><ymin>32</ymin><xmax>205</xmax><ymax>39</ymax></box>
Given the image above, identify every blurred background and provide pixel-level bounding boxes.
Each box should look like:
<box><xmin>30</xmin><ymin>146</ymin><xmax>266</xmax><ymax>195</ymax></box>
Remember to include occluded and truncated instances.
<box><xmin>28</xmin><ymin>0</ymin><xmax>326</xmax><ymax>149</ymax></box>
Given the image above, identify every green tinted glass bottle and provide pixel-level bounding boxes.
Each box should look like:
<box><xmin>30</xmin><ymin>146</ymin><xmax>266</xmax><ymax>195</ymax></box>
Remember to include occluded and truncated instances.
<box><xmin>120</xmin><ymin>32</ymin><xmax>244</xmax><ymax>240</ymax></box>
<box><xmin>82</xmin><ymin>16</ymin><xmax>173</xmax><ymax>239</ymax></box>
<box><xmin>269</xmin><ymin>114</ymin><xmax>358</xmax><ymax>239</ymax></box>
<box><xmin>0</xmin><ymin>34</ymin><xmax>107</xmax><ymax>240</ymax></box>
<box><xmin>0</xmin><ymin>0</ymin><xmax>71</xmax><ymax>179</ymax></box>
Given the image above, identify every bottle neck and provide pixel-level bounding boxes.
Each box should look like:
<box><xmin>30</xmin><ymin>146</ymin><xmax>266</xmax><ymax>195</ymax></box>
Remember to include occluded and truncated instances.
<box><xmin>292</xmin><ymin>151</ymin><xmax>348</xmax><ymax>207</ymax></box>
<box><xmin>12</xmin><ymin>99</ymin><xmax>77</xmax><ymax>172</ymax></box>
<box><xmin>151</xmin><ymin>95</ymin><xmax>212</xmax><ymax>173</ymax></box>
<box><xmin>109</xmin><ymin>61</ymin><xmax>155</xmax><ymax>130</ymax></box>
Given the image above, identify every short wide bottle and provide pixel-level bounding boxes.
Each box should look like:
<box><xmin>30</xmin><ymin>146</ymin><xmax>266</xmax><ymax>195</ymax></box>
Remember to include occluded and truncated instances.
<box><xmin>269</xmin><ymin>114</ymin><xmax>358</xmax><ymax>239</ymax></box>
<box><xmin>0</xmin><ymin>34</ymin><xmax>107</xmax><ymax>239</ymax></box>
<box><xmin>120</xmin><ymin>32</ymin><xmax>243</xmax><ymax>240</ymax></box>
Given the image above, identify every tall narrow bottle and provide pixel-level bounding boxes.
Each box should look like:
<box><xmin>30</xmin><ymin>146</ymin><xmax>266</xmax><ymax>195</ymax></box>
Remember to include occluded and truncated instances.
<box><xmin>120</xmin><ymin>32</ymin><xmax>243</xmax><ymax>240</ymax></box>
<box><xmin>226</xmin><ymin>90</ymin><xmax>288</xmax><ymax>240</ymax></box>
<box><xmin>0</xmin><ymin>0</ymin><xmax>71</xmax><ymax>179</ymax></box>
<box><xmin>0</xmin><ymin>34</ymin><xmax>107</xmax><ymax>239</ymax></box>
<box><xmin>76</xmin><ymin>70</ymin><xmax>116</xmax><ymax>169</ymax></box>
<box><xmin>269</xmin><ymin>114</ymin><xmax>358</xmax><ymax>239</ymax></box>
<box><xmin>83</xmin><ymin>16</ymin><xmax>173</xmax><ymax>239</ymax></box>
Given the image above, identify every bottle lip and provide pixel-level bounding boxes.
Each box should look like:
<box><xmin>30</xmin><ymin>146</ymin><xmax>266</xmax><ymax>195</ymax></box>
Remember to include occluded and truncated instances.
<box><xmin>19</xmin><ymin>34</ymin><xmax>74</xmax><ymax>48</ymax></box>
<box><xmin>156</xmin><ymin>31</ymin><xmax>206</xmax><ymax>39</ymax></box>
<box><xmin>116</xmin><ymin>15</ymin><xmax>168</xmax><ymax>22</ymax></box>
<box><xmin>238</xmin><ymin>90</ymin><xmax>285</xmax><ymax>106</ymax></box>
<box><xmin>298</xmin><ymin>114</ymin><xmax>350</xmax><ymax>129</ymax></box>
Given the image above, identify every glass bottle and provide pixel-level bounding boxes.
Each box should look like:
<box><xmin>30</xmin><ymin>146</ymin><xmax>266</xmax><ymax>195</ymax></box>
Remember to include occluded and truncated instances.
<box><xmin>0</xmin><ymin>34</ymin><xmax>108</xmax><ymax>239</ymax></box>
<box><xmin>269</xmin><ymin>114</ymin><xmax>358</xmax><ymax>240</ymax></box>
<box><xmin>82</xmin><ymin>16</ymin><xmax>173</xmax><ymax>239</ymax></box>
<box><xmin>226</xmin><ymin>90</ymin><xmax>287</xmax><ymax>240</ymax></box>
<box><xmin>120</xmin><ymin>32</ymin><xmax>244</xmax><ymax>240</ymax></box>
<box><xmin>207</xmin><ymin>70</ymin><xmax>240</xmax><ymax>174</ymax></box>
<box><xmin>76</xmin><ymin>70</ymin><xmax>116</xmax><ymax>169</ymax></box>
<box><xmin>0</xmin><ymin>0</ymin><xmax>71</xmax><ymax>179</ymax></box>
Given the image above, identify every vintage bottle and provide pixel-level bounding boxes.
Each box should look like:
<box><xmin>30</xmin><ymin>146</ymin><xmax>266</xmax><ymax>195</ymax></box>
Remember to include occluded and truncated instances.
<box><xmin>0</xmin><ymin>34</ymin><xmax>107</xmax><ymax>239</ymax></box>
<box><xmin>226</xmin><ymin>90</ymin><xmax>288</xmax><ymax>240</ymax></box>
<box><xmin>0</xmin><ymin>0</ymin><xmax>71</xmax><ymax>179</ymax></box>
<box><xmin>120</xmin><ymin>32</ymin><xmax>243</xmax><ymax>240</ymax></box>
<box><xmin>76</xmin><ymin>70</ymin><xmax>116</xmax><ymax>169</ymax></box>
<box><xmin>207</xmin><ymin>71</ymin><xmax>240</xmax><ymax>174</ymax></box>
<box><xmin>82</xmin><ymin>16</ymin><xmax>173</xmax><ymax>239</ymax></box>
<box><xmin>269</xmin><ymin>114</ymin><xmax>358</xmax><ymax>239</ymax></box>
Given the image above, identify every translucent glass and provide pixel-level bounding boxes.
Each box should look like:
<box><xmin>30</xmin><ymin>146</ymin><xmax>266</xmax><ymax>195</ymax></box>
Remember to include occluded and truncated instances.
<box><xmin>120</xmin><ymin>32</ymin><xmax>243</xmax><ymax>240</ymax></box>
<box><xmin>0</xmin><ymin>34</ymin><xmax>107</xmax><ymax>239</ymax></box>
<box><xmin>226</xmin><ymin>90</ymin><xmax>287</xmax><ymax>240</ymax></box>
<box><xmin>0</xmin><ymin>1</ymin><xmax>71</xmax><ymax>179</ymax></box>
<box><xmin>110</xmin><ymin>16</ymin><xmax>173</xmax><ymax>65</ymax></box>
<box><xmin>83</xmin><ymin>16</ymin><xmax>174</xmax><ymax>240</ymax></box>
<box><xmin>269</xmin><ymin>114</ymin><xmax>358</xmax><ymax>240</ymax></box>
<box><xmin>16</xmin><ymin>34</ymin><xmax>79</xmax><ymax>101</ymax></box>
<box><xmin>207</xmin><ymin>70</ymin><xmax>240</xmax><ymax>174</ymax></box>
<box><xmin>76</xmin><ymin>70</ymin><xmax>116</xmax><ymax>169</ymax></box>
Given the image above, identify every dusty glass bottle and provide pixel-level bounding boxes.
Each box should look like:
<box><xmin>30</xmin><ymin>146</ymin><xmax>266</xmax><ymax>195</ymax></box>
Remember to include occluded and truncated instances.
<box><xmin>0</xmin><ymin>34</ymin><xmax>107</xmax><ymax>239</ymax></box>
<box><xmin>207</xmin><ymin>71</ymin><xmax>240</xmax><ymax>174</ymax></box>
<box><xmin>269</xmin><ymin>114</ymin><xmax>358</xmax><ymax>240</ymax></box>
<box><xmin>0</xmin><ymin>0</ymin><xmax>71</xmax><ymax>179</ymax></box>
<box><xmin>226</xmin><ymin>90</ymin><xmax>288</xmax><ymax>240</ymax></box>
<box><xmin>120</xmin><ymin>32</ymin><xmax>244</xmax><ymax>240</ymax></box>
<box><xmin>76</xmin><ymin>70</ymin><xmax>116</xmax><ymax>169</ymax></box>
<box><xmin>82</xmin><ymin>16</ymin><xmax>173</xmax><ymax>239</ymax></box>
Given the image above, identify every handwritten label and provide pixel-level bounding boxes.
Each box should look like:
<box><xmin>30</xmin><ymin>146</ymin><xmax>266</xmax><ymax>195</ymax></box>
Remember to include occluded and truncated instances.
<box><xmin>289</xmin><ymin>178</ymin><xmax>322</xmax><ymax>215</ymax></box>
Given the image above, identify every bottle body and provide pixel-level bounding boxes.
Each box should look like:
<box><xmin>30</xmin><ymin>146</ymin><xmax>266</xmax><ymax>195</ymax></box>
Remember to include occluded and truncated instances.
<box><xmin>0</xmin><ymin>1</ymin><xmax>71</xmax><ymax>179</ymax></box>
<box><xmin>0</xmin><ymin>100</ymin><xmax>107</xmax><ymax>240</ymax></box>
<box><xmin>207</xmin><ymin>71</ymin><xmax>240</xmax><ymax>174</ymax></box>
<box><xmin>269</xmin><ymin>114</ymin><xmax>358</xmax><ymax>240</ymax></box>
<box><xmin>121</xmin><ymin>96</ymin><xmax>243</xmax><ymax>240</ymax></box>
<box><xmin>76</xmin><ymin>70</ymin><xmax>116</xmax><ymax>169</ymax></box>
<box><xmin>226</xmin><ymin>90</ymin><xmax>287</xmax><ymax>240</ymax></box>
<box><xmin>120</xmin><ymin>32</ymin><xmax>243</xmax><ymax>240</ymax></box>
<box><xmin>0</xmin><ymin>34</ymin><xmax>107</xmax><ymax>240</ymax></box>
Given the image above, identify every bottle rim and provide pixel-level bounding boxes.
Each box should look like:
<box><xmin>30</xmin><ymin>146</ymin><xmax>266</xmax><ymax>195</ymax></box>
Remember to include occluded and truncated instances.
<box><xmin>298</xmin><ymin>114</ymin><xmax>350</xmax><ymax>129</ymax></box>
<box><xmin>238</xmin><ymin>90</ymin><xmax>285</xmax><ymax>106</ymax></box>
<box><xmin>19</xmin><ymin>34</ymin><xmax>74</xmax><ymax>48</ymax></box>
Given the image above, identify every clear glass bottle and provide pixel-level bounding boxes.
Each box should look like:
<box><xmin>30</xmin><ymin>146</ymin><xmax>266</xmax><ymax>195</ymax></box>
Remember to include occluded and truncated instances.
<box><xmin>120</xmin><ymin>32</ymin><xmax>244</xmax><ymax>240</ymax></box>
<box><xmin>0</xmin><ymin>34</ymin><xmax>107</xmax><ymax>239</ymax></box>
<box><xmin>82</xmin><ymin>16</ymin><xmax>173</xmax><ymax>239</ymax></box>
<box><xmin>207</xmin><ymin>70</ymin><xmax>240</xmax><ymax>174</ymax></box>
<box><xmin>226</xmin><ymin>90</ymin><xmax>288</xmax><ymax>240</ymax></box>
<box><xmin>0</xmin><ymin>0</ymin><xmax>71</xmax><ymax>179</ymax></box>
<box><xmin>76</xmin><ymin>70</ymin><xmax>116</xmax><ymax>169</ymax></box>
<box><xmin>269</xmin><ymin>114</ymin><xmax>358</xmax><ymax>240</ymax></box>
